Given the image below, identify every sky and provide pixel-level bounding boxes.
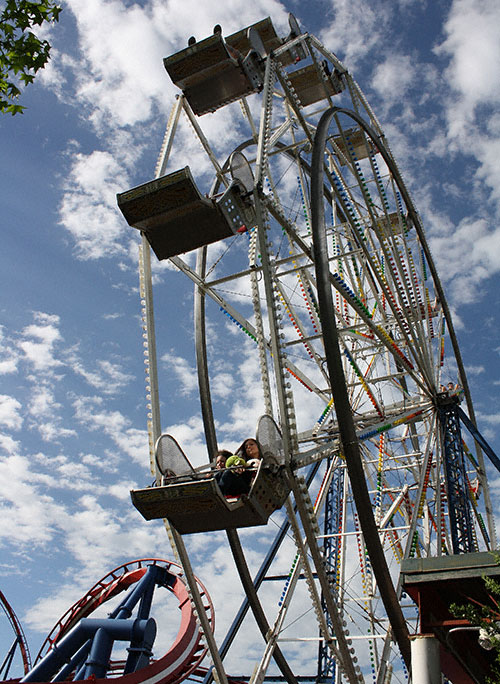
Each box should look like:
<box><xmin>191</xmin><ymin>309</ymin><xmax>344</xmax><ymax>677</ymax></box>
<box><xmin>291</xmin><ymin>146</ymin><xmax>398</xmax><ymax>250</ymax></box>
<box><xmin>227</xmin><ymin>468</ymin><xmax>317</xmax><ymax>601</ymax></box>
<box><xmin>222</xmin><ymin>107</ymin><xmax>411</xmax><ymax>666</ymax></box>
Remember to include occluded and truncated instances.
<box><xmin>1</xmin><ymin>0</ymin><xmax>500</xmax><ymax>681</ymax></box>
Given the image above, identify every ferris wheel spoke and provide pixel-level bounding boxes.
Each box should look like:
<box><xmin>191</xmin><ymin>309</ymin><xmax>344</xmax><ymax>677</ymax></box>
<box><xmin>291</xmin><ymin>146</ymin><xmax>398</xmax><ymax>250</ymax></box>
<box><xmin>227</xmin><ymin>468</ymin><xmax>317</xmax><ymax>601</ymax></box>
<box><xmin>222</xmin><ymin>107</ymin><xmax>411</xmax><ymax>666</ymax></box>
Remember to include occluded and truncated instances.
<box><xmin>263</xmin><ymin>192</ymin><xmax>429</xmax><ymax>402</ymax></box>
<box><xmin>321</xmin><ymin>127</ymin><xmax>436</xmax><ymax>392</ymax></box>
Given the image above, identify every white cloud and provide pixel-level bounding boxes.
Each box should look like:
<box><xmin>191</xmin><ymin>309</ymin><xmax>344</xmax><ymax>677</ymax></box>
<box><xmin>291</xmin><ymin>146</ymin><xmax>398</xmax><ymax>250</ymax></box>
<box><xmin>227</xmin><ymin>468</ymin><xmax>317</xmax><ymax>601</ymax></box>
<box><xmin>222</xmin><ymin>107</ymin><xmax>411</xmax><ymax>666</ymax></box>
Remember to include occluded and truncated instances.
<box><xmin>433</xmin><ymin>0</ymin><xmax>500</xmax><ymax>219</ymax></box>
<box><xmin>37</xmin><ymin>422</ymin><xmax>78</xmax><ymax>442</ymax></box>
<box><xmin>102</xmin><ymin>312</ymin><xmax>123</xmax><ymax>320</ymax></box>
<box><xmin>0</xmin><ymin>433</ymin><xmax>21</xmax><ymax>455</ymax></box>
<box><xmin>0</xmin><ymin>325</ymin><xmax>19</xmax><ymax>374</ymax></box>
<box><xmin>107</xmin><ymin>480</ymin><xmax>136</xmax><ymax>500</ymax></box>
<box><xmin>68</xmin><ymin>350</ymin><xmax>135</xmax><ymax>394</ymax></box>
<box><xmin>436</xmin><ymin>0</ymin><xmax>500</xmax><ymax>135</ymax></box>
<box><xmin>73</xmin><ymin>395</ymin><xmax>149</xmax><ymax>464</ymax></box>
<box><xmin>73</xmin><ymin>395</ymin><xmax>128</xmax><ymax>432</ymax></box>
<box><xmin>9</xmin><ymin>310</ymin><xmax>141</xmax><ymax>443</ymax></box>
<box><xmin>429</xmin><ymin>217</ymin><xmax>500</xmax><ymax>302</ymax></box>
<box><xmin>18</xmin><ymin>312</ymin><xmax>63</xmax><ymax>372</ymax></box>
<box><xmin>161</xmin><ymin>350</ymin><xmax>198</xmax><ymax>396</ymax></box>
<box><xmin>210</xmin><ymin>370</ymin><xmax>236</xmax><ymax>399</ymax></box>
<box><xmin>474</xmin><ymin>134</ymin><xmax>500</xmax><ymax>207</ymax></box>
<box><xmin>29</xmin><ymin>385</ymin><xmax>61</xmax><ymax>418</ymax></box>
<box><xmin>58</xmin><ymin>149</ymin><xmax>131</xmax><ymax>260</ymax></box>
<box><xmin>0</xmin><ymin>357</ymin><xmax>18</xmax><ymax>374</ymax></box>
<box><xmin>372</xmin><ymin>53</ymin><xmax>416</xmax><ymax>100</ymax></box>
<box><xmin>0</xmin><ymin>454</ymin><xmax>64</xmax><ymax>547</ymax></box>
<box><xmin>113</xmin><ymin>427</ymin><xmax>150</xmax><ymax>465</ymax></box>
<box><xmin>63</xmin><ymin>0</ymin><xmax>174</xmax><ymax>129</ymax></box>
<box><xmin>81</xmin><ymin>451</ymin><xmax>121</xmax><ymax>472</ymax></box>
<box><xmin>464</xmin><ymin>364</ymin><xmax>485</xmax><ymax>376</ymax></box>
<box><xmin>217</xmin><ymin>345</ymin><xmax>268</xmax><ymax>438</ymax></box>
<box><xmin>0</xmin><ymin>395</ymin><xmax>23</xmax><ymax>430</ymax></box>
<box><xmin>319</xmin><ymin>0</ymin><xmax>392</xmax><ymax>68</ymax></box>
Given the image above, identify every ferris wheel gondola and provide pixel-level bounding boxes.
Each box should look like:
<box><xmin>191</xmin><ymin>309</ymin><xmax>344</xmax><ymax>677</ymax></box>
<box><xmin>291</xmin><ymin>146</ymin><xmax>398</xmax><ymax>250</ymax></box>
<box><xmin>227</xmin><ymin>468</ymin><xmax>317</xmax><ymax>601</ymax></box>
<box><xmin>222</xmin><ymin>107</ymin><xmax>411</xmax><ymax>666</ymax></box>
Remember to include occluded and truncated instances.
<box><xmin>130</xmin><ymin>416</ymin><xmax>290</xmax><ymax>533</ymax></box>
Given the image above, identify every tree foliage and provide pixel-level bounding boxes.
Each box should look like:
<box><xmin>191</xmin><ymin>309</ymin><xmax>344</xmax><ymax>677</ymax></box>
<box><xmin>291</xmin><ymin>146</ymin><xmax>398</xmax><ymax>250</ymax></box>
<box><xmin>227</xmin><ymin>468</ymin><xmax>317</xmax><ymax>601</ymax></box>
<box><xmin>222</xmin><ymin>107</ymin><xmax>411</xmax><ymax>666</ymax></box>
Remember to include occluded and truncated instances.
<box><xmin>0</xmin><ymin>0</ymin><xmax>62</xmax><ymax>115</ymax></box>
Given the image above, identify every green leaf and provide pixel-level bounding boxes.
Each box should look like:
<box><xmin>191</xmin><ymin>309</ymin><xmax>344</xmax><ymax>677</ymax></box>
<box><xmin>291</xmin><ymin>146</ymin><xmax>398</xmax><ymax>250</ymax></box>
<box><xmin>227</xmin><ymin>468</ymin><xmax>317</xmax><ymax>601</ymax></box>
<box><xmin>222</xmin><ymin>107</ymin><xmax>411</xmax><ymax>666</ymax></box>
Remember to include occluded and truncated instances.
<box><xmin>1</xmin><ymin>101</ymin><xmax>25</xmax><ymax>114</ymax></box>
<box><xmin>20</xmin><ymin>71</ymin><xmax>34</xmax><ymax>84</ymax></box>
<box><xmin>0</xmin><ymin>0</ymin><xmax>62</xmax><ymax>114</ymax></box>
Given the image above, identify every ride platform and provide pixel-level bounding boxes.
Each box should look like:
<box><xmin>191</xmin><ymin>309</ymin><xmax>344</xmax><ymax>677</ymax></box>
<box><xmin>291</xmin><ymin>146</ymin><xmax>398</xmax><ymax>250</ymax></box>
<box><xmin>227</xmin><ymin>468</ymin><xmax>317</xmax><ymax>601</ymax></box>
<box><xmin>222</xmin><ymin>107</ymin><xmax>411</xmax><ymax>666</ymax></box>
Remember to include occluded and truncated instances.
<box><xmin>334</xmin><ymin>126</ymin><xmax>375</xmax><ymax>163</ymax></box>
<box><xmin>402</xmin><ymin>552</ymin><xmax>500</xmax><ymax>683</ymax></box>
<box><xmin>163</xmin><ymin>16</ymin><xmax>305</xmax><ymax>115</ymax></box>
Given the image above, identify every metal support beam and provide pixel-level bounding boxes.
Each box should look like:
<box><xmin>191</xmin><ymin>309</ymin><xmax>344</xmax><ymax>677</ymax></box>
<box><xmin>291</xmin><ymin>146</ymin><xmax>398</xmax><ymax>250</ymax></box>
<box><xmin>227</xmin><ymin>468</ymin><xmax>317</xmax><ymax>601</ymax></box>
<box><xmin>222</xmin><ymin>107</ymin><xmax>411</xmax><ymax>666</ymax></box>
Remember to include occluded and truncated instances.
<box><xmin>438</xmin><ymin>399</ymin><xmax>476</xmax><ymax>554</ymax></box>
<box><xmin>458</xmin><ymin>406</ymin><xmax>500</xmax><ymax>474</ymax></box>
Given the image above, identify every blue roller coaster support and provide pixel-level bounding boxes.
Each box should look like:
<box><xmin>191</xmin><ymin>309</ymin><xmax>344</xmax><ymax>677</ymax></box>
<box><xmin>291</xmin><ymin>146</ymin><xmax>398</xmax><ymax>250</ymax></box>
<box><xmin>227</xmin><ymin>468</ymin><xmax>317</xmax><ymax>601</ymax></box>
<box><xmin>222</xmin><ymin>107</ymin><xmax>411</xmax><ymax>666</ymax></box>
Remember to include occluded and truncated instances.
<box><xmin>23</xmin><ymin>618</ymin><xmax>156</xmax><ymax>682</ymax></box>
<box><xmin>437</xmin><ymin>395</ymin><xmax>476</xmax><ymax>554</ymax></box>
<box><xmin>0</xmin><ymin>638</ymin><xmax>21</xmax><ymax>679</ymax></box>
<box><xmin>22</xmin><ymin>564</ymin><xmax>167</xmax><ymax>683</ymax></box>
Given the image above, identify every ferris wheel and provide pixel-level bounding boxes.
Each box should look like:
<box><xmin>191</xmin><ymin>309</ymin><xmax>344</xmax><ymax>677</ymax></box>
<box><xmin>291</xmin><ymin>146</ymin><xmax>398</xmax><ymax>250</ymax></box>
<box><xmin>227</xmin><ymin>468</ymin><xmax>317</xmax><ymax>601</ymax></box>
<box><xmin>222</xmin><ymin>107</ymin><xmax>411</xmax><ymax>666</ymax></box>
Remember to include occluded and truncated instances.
<box><xmin>116</xmin><ymin>15</ymin><xmax>498</xmax><ymax>684</ymax></box>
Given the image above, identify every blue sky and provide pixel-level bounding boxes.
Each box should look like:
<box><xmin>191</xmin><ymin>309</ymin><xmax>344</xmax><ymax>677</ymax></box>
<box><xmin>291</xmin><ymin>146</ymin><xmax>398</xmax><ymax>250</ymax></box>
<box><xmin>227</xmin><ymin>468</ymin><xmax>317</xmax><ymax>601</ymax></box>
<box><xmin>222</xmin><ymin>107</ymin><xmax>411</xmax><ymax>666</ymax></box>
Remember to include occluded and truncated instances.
<box><xmin>1</xmin><ymin>0</ymin><xmax>500</xmax><ymax>681</ymax></box>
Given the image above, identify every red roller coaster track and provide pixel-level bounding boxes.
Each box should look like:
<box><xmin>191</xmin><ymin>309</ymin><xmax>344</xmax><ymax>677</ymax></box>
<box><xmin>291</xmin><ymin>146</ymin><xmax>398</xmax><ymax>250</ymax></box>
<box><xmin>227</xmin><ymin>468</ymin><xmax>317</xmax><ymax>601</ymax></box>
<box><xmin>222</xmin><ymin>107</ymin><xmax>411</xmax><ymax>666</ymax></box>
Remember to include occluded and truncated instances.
<box><xmin>0</xmin><ymin>590</ymin><xmax>31</xmax><ymax>678</ymax></box>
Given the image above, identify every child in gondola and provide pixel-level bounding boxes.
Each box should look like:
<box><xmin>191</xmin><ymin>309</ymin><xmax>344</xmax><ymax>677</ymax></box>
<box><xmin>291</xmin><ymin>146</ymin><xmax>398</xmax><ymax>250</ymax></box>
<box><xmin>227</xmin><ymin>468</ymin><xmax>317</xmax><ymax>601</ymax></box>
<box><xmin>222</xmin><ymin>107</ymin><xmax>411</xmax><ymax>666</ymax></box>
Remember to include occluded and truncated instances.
<box><xmin>217</xmin><ymin>438</ymin><xmax>263</xmax><ymax>496</ymax></box>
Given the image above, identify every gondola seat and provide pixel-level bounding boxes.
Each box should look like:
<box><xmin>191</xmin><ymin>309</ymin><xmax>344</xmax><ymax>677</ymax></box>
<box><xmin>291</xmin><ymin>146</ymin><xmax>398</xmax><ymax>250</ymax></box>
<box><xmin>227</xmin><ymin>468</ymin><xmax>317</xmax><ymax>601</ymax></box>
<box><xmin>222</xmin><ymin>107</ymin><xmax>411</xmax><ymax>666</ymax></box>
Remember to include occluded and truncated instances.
<box><xmin>225</xmin><ymin>16</ymin><xmax>301</xmax><ymax>67</ymax></box>
<box><xmin>163</xmin><ymin>31</ymin><xmax>264</xmax><ymax>115</ymax></box>
<box><xmin>130</xmin><ymin>416</ymin><xmax>290</xmax><ymax>534</ymax></box>
<box><xmin>117</xmin><ymin>166</ymin><xmax>254</xmax><ymax>260</ymax></box>
<box><xmin>333</xmin><ymin>126</ymin><xmax>376</xmax><ymax>164</ymax></box>
<box><xmin>130</xmin><ymin>460</ymin><xmax>290</xmax><ymax>534</ymax></box>
<box><xmin>286</xmin><ymin>63</ymin><xmax>344</xmax><ymax>107</ymax></box>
